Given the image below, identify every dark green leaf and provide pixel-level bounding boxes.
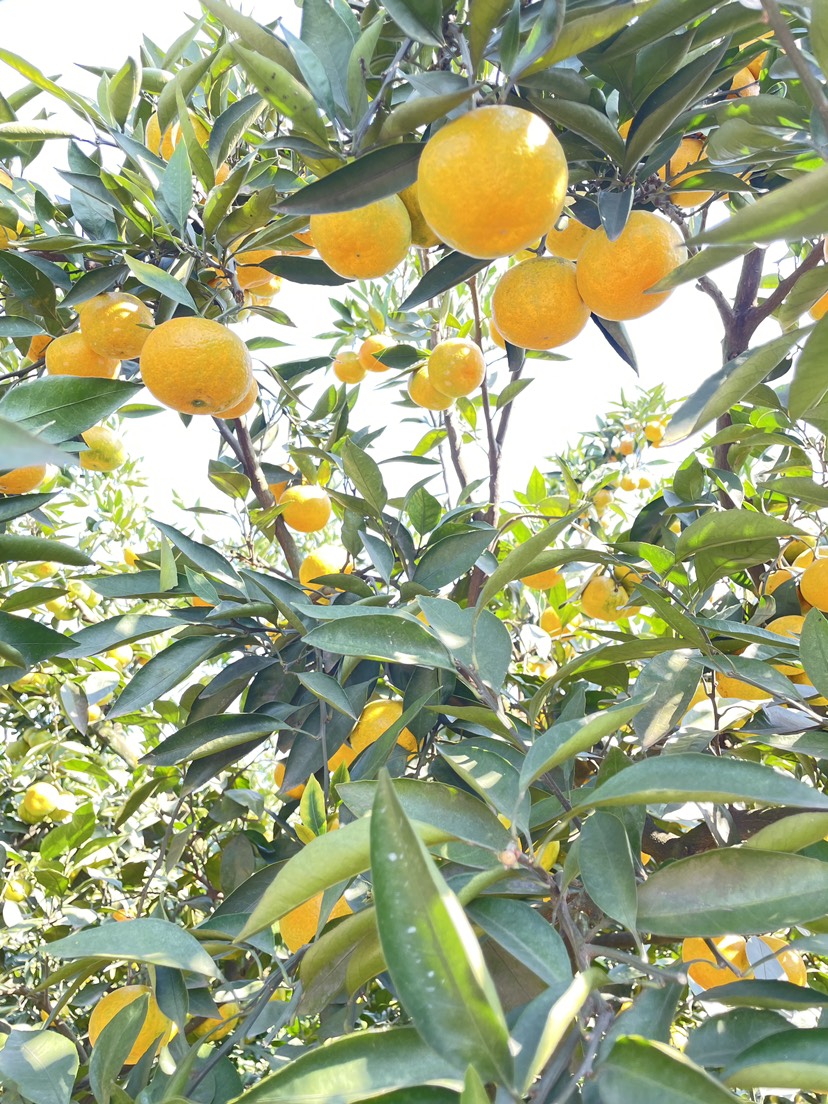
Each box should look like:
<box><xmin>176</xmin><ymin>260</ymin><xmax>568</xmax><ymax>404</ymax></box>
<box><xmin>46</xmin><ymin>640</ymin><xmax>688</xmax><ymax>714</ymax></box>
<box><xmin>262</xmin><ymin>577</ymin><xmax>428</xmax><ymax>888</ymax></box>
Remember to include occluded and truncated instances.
<box><xmin>278</xmin><ymin>144</ymin><xmax>422</xmax><ymax>215</ymax></box>
<box><xmin>399</xmin><ymin>252</ymin><xmax>490</xmax><ymax>312</ymax></box>
<box><xmin>598</xmin><ymin>1037</ymin><xmax>741</xmax><ymax>1104</ymax></box>
<box><xmin>304</xmin><ymin>614</ymin><xmax>454</xmax><ymax>670</ymax></box>
<box><xmin>124</xmin><ymin>255</ymin><xmax>196</xmax><ymax>310</ymax></box>
<box><xmin>696</xmin><ymin>164</ymin><xmax>828</xmax><ymax>247</ymax></box>
<box><xmin>108</xmin><ymin>635</ymin><xmax>228</xmax><ymax>718</ymax></box>
<box><xmin>0</xmin><ymin>378</ymin><xmax>141</xmax><ymax>444</ymax></box>
<box><xmin>142</xmin><ymin>714</ymin><xmax>279</xmax><ymax>767</ymax></box>
<box><xmin>340</xmin><ymin>438</ymin><xmax>387</xmax><ymax>514</ymax></box>
<box><xmin>0</xmin><ymin>536</ymin><xmax>92</xmax><ymax>568</ymax></box>
<box><xmin>45</xmin><ymin>917</ymin><xmax>219</xmax><ymax>977</ymax></box>
<box><xmin>580</xmin><ymin>811</ymin><xmax>638</xmax><ymax>930</ymax></box>
<box><xmin>723</xmin><ymin>1028</ymin><xmax>828</xmax><ymax>1092</ymax></box>
<box><xmin>0</xmin><ymin>1029</ymin><xmax>79</xmax><ymax>1104</ymax></box>
<box><xmin>467</xmin><ymin>898</ymin><xmax>571</xmax><ymax>987</ymax></box>
<box><xmin>0</xmin><ymin>417</ymin><xmax>69</xmax><ymax>468</ymax></box>
<box><xmin>262</xmin><ymin>255</ymin><xmax>351</xmax><ymax>285</ymax></box>
<box><xmin>789</xmin><ymin>315</ymin><xmax>828</xmax><ymax>421</ymax></box>
<box><xmin>414</xmin><ymin>528</ymin><xmax>494</xmax><ymax>590</ymax></box>
<box><xmin>89</xmin><ymin>996</ymin><xmax>148</xmax><ymax>1104</ymax></box>
<box><xmin>382</xmin><ymin>0</ymin><xmax>444</xmax><ymax>45</ymax></box>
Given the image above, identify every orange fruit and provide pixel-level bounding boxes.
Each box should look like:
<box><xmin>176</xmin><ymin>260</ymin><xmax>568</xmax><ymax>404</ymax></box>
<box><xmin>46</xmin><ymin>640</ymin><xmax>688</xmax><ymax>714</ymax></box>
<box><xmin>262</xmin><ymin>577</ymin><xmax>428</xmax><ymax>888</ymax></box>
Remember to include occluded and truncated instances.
<box><xmin>783</xmin><ymin>537</ymin><xmax>816</xmax><ymax>564</ymax></box>
<box><xmin>0</xmin><ymin>465</ymin><xmax>47</xmax><ymax>495</ymax></box>
<box><xmin>191</xmin><ymin>595</ymin><xmax>213</xmax><ymax>608</ymax></box>
<box><xmin>78</xmin><ymin>292</ymin><xmax>155</xmax><ymax>359</ymax></box>
<box><xmin>398</xmin><ymin>182</ymin><xmax>440</xmax><ymax>248</ymax></box>
<box><xmin>658</xmin><ymin>137</ymin><xmax>712</xmax><ymax>209</ymax></box>
<box><xmin>540</xmin><ymin>608</ymin><xmax>562</xmax><ymax>636</ymax></box>
<box><xmin>310</xmin><ymin>196</ymin><xmax>411</xmax><ymax>279</ymax></box>
<box><xmin>715</xmin><ymin>672</ymin><xmax>772</xmax><ymax>701</ymax></box>
<box><xmin>358</xmin><ymin>335</ymin><xmax>394</xmax><ymax>373</ymax></box>
<box><xmin>273</xmin><ymin>762</ymin><xmax>306</xmax><ymax>801</ymax></box>
<box><xmin>619</xmin><ymin>437</ymin><xmax>634</xmax><ymax>456</ymax></box>
<box><xmin>333</xmin><ymin>351</ymin><xmax>366</xmax><ymax>384</ymax></box>
<box><xmin>408</xmin><ymin>366</ymin><xmax>453</xmax><ymax>411</ymax></box>
<box><xmin>80</xmin><ymin>426</ymin><xmax>126</xmax><ymax>472</ymax></box>
<box><xmin>581</xmin><ymin>576</ymin><xmax>629</xmax><ymax>621</ymax></box>
<box><xmin>279</xmin><ymin>892</ymin><xmax>352</xmax><ymax>953</ymax></box>
<box><xmin>145</xmin><ymin>111</ymin><xmax>209</xmax><ymax>160</ymax></box>
<box><xmin>758</xmin><ymin>935</ymin><xmax>807</xmax><ymax>986</ymax></box>
<box><xmin>618</xmin><ymin>119</ymin><xmax>632</xmax><ymax>140</ymax></box>
<box><xmin>682</xmin><ymin>936</ymin><xmax>748</xmax><ymax>989</ymax></box>
<box><xmin>417</xmin><ymin>105</ymin><xmax>567</xmax><ymax>259</ymax></box>
<box><xmin>740</xmin><ymin>32</ymin><xmax>773</xmax><ymax>78</ymax></box>
<box><xmin>20</xmin><ymin>781</ymin><xmax>61</xmax><ymax>821</ymax></box>
<box><xmin>0</xmin><ymin>223</ymin><xmax>18</xmax><ymax>249</ymax></box>
<box><xmin>192</xmin><ymin>1001</ymin><xmax>241</xmax><ymax>1041</ymax></box>
<box><xmin>140</xmin><ymin>317</ymin><xmax>252</xmax><ymax>415</ymax></box>
<box><xmin>576</xmin><ymin>211</ymin><xmax>687</xmax><ymax>321</ymax></box>
<box><xmin>427</xmin><ymin>338</ymin><xmax>485</xmax><ymax>398</ymax></box>
<box><xmin>546</xmin><ymin>216</ymin><xmax>593</xmax><ymax>260</ymax></box>
<box><xmin>520</xmin><ymin>566</ymin><xmax>561</xmax><ymax>590</ymax></box>
<box><xmin>298</xmin><ymin>545</ymin><xmax>350</xmax><ymax>590</ymax></box>
<box><xmin>233</xmin><ymin>249</ymin><xmax>280</xmax><ymax>291</ymax></box>
<box><xmin>88</xmin><ymin>985</ymin><xmax>174</xmax><ymax>1065</ymax></box>
<box><xmin>800</xmin><ymin>558</ymin><xmax>828</xmax><ymax>612</ymax></box>
<box><xmin>492</xmin><ymin>258</ymin><xmax>590</xmax><ymax>350</ymax></box>
<box><xmin>594</xmin><ymin>488</ymin><xmax>613</xmax><ymax>512</ymax></box>
<box><xmin>644</xmin><ymin>422</ymin><xmax>665</xmax><ymax>445</ymax></box>
<box><xmin>46</xmin><ymin>332</ymin><xmax>120</xmax><ymax>379</ymax></box>
<box><xmin>637</xmin><ymin>475</ymin><xmax>651</xmax><ymax>490</ymax></box>
<box><xmin>293</xmin><ymin>229</ymin><xmax>314</xmax><ymax>253</ymax></box>
<box><xmin>350</xmin><ymin>699</ymin><xmax>417</xmax><ymax>756</ymax></box>
<box><xmin>215</xmin><ymin>162</ymin><xmax>231</xmax><ymax>186</ymax></box>
<box><xmin>809</xmin><ymin>291</ymin><xmax>828</xmax><ymax>321</ymax></box>
<box><xmin>490</xmin><ymin>323</ymin><xmax>506</xmax><ymax>350</ymax></box>
<box><xmin>620</xmin><ymin>475</ymin><xmax>636</xmax><ymax>491</ymax></box>
<box><xmin>26</xmin><ymin>334</ymin><xmax>53</xmax><ymax>361</ymax></box>
<box><xmin>215</xmin><ymin>377</ymin><xmax>259</xmax><ymax>420</ymax></box>
<box><xmin>764</xmin><ymin>568</ymin><xmax>793</xmax><ymax>595</ymax></box>
<box><xmin>268</xmin><ymin>480</ymin><xmax>288</xmax><ymax>503</ymax></box>
<box><xmin>728</xmin><ymin>67</ymin><xmax>759</xmax><ymax>97</ymax></box>
<box><xmin>278</xmin><ymin>485</ymin><xmax>332</xmax><ymax>533</ymax></box>
<box><xmin>766</xmin><ymin>615</ymin><xmax>804</xmax><ymax>676</ymax></box>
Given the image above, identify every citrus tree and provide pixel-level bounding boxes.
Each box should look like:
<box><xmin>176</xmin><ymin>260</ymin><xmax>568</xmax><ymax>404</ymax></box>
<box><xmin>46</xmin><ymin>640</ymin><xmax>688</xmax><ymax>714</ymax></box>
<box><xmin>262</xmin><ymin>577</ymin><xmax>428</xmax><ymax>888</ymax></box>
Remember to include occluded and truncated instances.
<box><xmin>4</xmin><ymin>0</ymin><xmax>828</xmax><ymax>1100</ymax></box>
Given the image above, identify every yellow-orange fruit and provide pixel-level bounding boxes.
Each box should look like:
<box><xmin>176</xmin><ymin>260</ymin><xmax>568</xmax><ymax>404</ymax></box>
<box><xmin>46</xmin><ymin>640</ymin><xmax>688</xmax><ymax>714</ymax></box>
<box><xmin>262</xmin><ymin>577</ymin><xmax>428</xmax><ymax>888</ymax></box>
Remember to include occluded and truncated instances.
<box><xmin>644</xmin><ymin>422</ymin><xmax>665</xmax><ymax>445</ymax></box>
<box><xmin>810</xmin><ymin>291</ymin><xmax>828</xmax><ymax>321</ymax></box>
<box><xmin>279</xmin><ymin>892</ymin><xmax>352</xmax><ymax>953</ymax></box>
<box><xmin>728</xmin><ymin>67</ymin><xmax>760</xmax><ymax>97</ymax></box>
<box><xmin>766</xmin><ymin>615</ymin><xmax>804</xmax><ymax>676</ymax></box>
<box><xmin>764</xmin><ymin>568</ymin><xmax>793</xmax><ymax>595</ymax></box>
<box><xmin>520</xmin><ymin>566</ymin><xmax>562</xmax><ymax>590</ymax></box>
<box><xmin>658</xmin><ymin>136</ymin><xmax>713</xmax><ymax>209</ymax></box>
<box><xmin>398</xmin><ymin>182</ymin><xmax>440</xmax><ymax>248</ymax></box>
<box><xmin>427</xmin><ymin>338</ymin><xmax>485</xmax><ymax>399</ymax></box>
<box><xmin>26</xmin><ymin>334</ymin><xmax>53</xmax><ymax>361</ymax></box>
<box><xmin>350</xmin><ymin>699</ymin><xmax>417</xmax><ymax>756</ymax></box>
<box><xmin>576</xmin><ymin>211</ymin><xmax>687</xmax><ymax>322</ymax></box>
<box><xmin>581</xmin><ymin>576</ymin><xmax>629</xmax><ymax>621</ymax></box>
<box><xmin>333</xmin><ymin>351</ymin><xmax>366</xmax><ymax>384</ymax></box>
<box><xmin>80</xmin><ymin>426</ymin><xmax>126</xmax><ymax>472</ymax></box>
<box><xmin>408</xmin><ymin>366</ymin><xmax>453</xmax><ymax>411</ymax></box>
<box><xmin>140</xmin><ymin>317</ymin><xmax>252</xmax><ymax>415</ymax></box>
<box><xmin>490</xmin><ymin>323</ymin><xmax>506</xmax><ymax>350</ymax></box>
<box><xmin>299</xmin><ymin>545</ymin><xmax>351</xmax><ymax>590</ymax></box>
<box><xmin>78</xmin><ymin>292</ymin><xmax>155</xmax><ymax>358</ymax></box>
<box><xmin>715</xmin><ymin>671</ymin><xmax>772</xmax><ymax>701</ymax></box>
<box><xmin>359</xmin><ymin>335</ymin><xmax>394</xmax><ymax>373</ymax></box>
<box><xmin>278</xmin><ymin>484</ymin><xmax>332</xmax><ymax>533</ymax></box>
<box><xmin>759</xmin><ymin>935</ymin><xmax>807</xmax><ymax>986</ymax></box>
<box><xmin>417</xmin><ymin>105</ymin><xmax>568</xmax><ymax>259</ymax></box>
<box><xmin>492</xmin><ymin>258</ymin><xmax>590</xmax><ymax>350</ymax></box>
<box><xmin>540</xmin><ymin>608</ymin><xmax>562</xmax><ymax>636</ymax></box>
<box><xmin>682</xmin><ymin>936</ymin><xmax>748</xmax><ymax>989</ymax></box>
<box><xmin>192</xmin><ymin>1001</ymin><xmax>241</xmax><ymax>1041</ymax></box>
<box><xmin>233</xmin><ymin>249</ymin><xmax>280</xmax><ymax>290</ymax></box>
<box><xmin>215</xmin><ymin>377</ymin><xmax>259</xmax><ymax>420</ymax></box>
<box><xmin>0</xmin><ymin>465</ymin><xmax>47</xmax><ymax>495</ymax></box>
<box><xmin>46</xmin><ymin>332</ymin><xmax>120</xmax><ymax>379</ymax></box>
<box><xmin>546</xmin><ymin>216</ymin><xmax>593</xmax><ymax>260</ymax></box>
<box><xmin>146</xmin><ymin>111</ymin><xmax>209</xmax><ymax>160</ymax></box>
<box><xmin>310</xmin><ymin>196</ymin><xmax>411</xmax><ymax>279</ymax></box>
<box><xmin>800</xmin><ymin>558</ymin><xmax>828</xmax><ymax>612</ymax></box>
<box><xmin>273</xmin><ymin>762</ymin><xmax>306</xmax><ymax>801</ymax></box>
<box><xmin>88</xmin><ymin>986</ymin><xmax>174</xmax><ymax>1065</ymax></box>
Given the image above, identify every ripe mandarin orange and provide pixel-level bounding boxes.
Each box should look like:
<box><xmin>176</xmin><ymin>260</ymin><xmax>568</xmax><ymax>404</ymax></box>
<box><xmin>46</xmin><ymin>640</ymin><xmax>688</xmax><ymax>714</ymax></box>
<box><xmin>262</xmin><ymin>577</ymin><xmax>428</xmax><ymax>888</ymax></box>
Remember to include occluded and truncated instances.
<box><xmin>358</xmin><ymin>335</ymin><xmax>394</xmax><ymax>373</ymax></box>
<box><xmin>0</xmin><ymin>465</ymin><xmax>47</xmax><ymax>494</ymax></box>
<box><xmin>682</xmin><ymin>936</ymin><xmax>748</xmax><ymax>989</ymax></box>
<box><xmin>333</xmin><ymin>351</ymin><xmax>366</xmax><ymax>384</ymax></box>
<box><xmin>427</xmin><ymin>338</ymin><xmax>485</xmax><ymax>398</ymax></box>
<box><xmin>140</xmin><ymin>317</ymin><xmax>252</xmax><ymax>415</ymax></box>
<box><xmin>546</xmin><ymin>216</ymin><xmax>593</xmax><ymax>260</ymax></box>
<box><xmin>766</xmin><ymin>615</ymin><xmax>804</xmax><ymax>676</ymax></box>
<box><xmin>310</xmin><ymin>196</ymin><xmax>411</xmax><ymax>279</ymax></box>
<box><xmin>350</xmin><ymin>699</ymin><xmax>417</xmax><ymax>756</ymax></box>
<box><xmin>576</xmin><ymin>211</ymin><xmax>686</xmax><ymax>321</ymax></box>
<box><xmin>540</xmin><ymin>608</ymin><xmax>562</xmax><ymax>636</ymax></box>
<box><xmin>800</xmin><ymin>558</ymin><xmax>828</xmax><ymax>611</ymax></box>
<box><xmin>581</xmin><ymin>576</ymin><xmax>629</xmax><ymax>621</ymax></box>
<box><xmin>492</xmin><ymin>258</ymin><xmax>590</xmax><ymax>350</ymax></box>
<box><xmin>215</xmin><ymin>377</ymin><xmax>259</xmax><ymax>420</ymax></box>
<box><xmin>417</xmin><ymin>105</ymin><xmax>567</xmax><ymax>259</ymax></box>
<box><xmin>80</xmin><ymin>426</ymin><xmax>126</xmax><ymax>472</ymax></box>
<box><xmin>78</xmin><ymin>292</ymin><xmax>155</xmax><ymax>359</ymax></box>
<box><xmin>659</xmin><ymin>137</ymin><xmax>713</xmax><ymax>208</ymax></box>
<box><xmin>299</xmin><ymin>545</ymin><xmax>349</xmax><ymax>589</ymax></box>
<box><xmin>88</xmin><ymin>985</ymin><xmax>174</xmax><ymax>1065</ymax></box>
<box><xmin>520</xmin><ymin>566</ymin><xmax>562</xmax><ymax>590</ymax></box>
<box><xmin>408</xmin><ymin>366</ymin><xmax>452</xmax><ymax>411</ymax></box>
<box><xmin>810</xmin><ymin>291</ymin><xmax>828</xmax><ymax>321</ymax></box>
<box><xmin>146</xmin><ymin>111</ymin><xmax>209</xmax><ymax>160</ymax></box>
<box><xmin>279</xmin><ymin>485</ymin><xmax>332</xmax><ymax>533</ymax></box>
<box><xmin>26</xmin><ymin>334</ymin><xmax>53</xmax><ymax>361</ymax></box>
<box><xmin>46</xmin><ymin>332</ymin><xmax>120</xmax><ymax>379</ymax></box>
<box><xmin>233</xmin><ymin>249</ymin><xmax>280</xmax><ymax>291</ymax></box>
<box><xmin>280</xmin><ymin>892</ymin><xmax>352</xmax><ymax>953</ymax></box>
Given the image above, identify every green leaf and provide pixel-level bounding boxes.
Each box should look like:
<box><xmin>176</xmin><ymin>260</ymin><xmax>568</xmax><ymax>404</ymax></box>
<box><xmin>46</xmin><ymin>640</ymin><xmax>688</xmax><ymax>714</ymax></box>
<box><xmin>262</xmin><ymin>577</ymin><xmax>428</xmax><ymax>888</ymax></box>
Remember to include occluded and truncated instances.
<box><xmin>802</xmin><ymin>608</ymin><xmax>828</xmax><ymax>699</ymax></box>
<box><xmin>222</xmin><ymin>1028</ymin><xmax>462</xmax><ymax>1104</ymax></box>
<box><xmin>142</xmin><ymin>714</ymin><xmax>279</xmax><ymax>767</ymax></box>
<box><xmin>466</xmin><ymin>898</ymin><xmax>571</xmax><ymax>987</ymax></box>
<box><xmin>340</xmin><ymin>438</ymin><xmax>387</xmax><ymax>514</ymax></box>
<box><xmin>239</xmin><ymin>816</ymin><xmax>453</xmax><ymax>939</ymax></box>
<box><xmin>296</xmin><ymin>670</ymin><xmax>358</xmax><ymax>719</ymax></box>
<box><xmin>382</xmin><ymin>0</ymin><xmax>444</xmax><ymax>45</ymax></box>
<box><xmin>649</xmin><ymin>245</ymin><xmax>747</xmax><ymax>293</ymax></box>
<box><xmin>61</xmin><ymin>614</ymin><xmax>176</xmax><ymax>660</ymax></box>
<box><xmin>107</xmin><ymin>56</ymin><xmax>141</xmax><ymax>128</ymax></box>
<box><xmin>637</xmin><ymin>848</ymin><xmax>828</xmax><ymax>936</ymax></box>
<box><xmin>0</xmin><ymin>378</ymin><xmax>141</xmax><ymax>445</ymax></box>
<box><xmin>0</xmin><ymin>1029</ymin><xmax>79</xmax><ymax>1104</ymax></box>
<box><xmin>476</xmin><ymin>513</ymin><xmax>576</xmax><ymax>613</ymax></box>
<box><xmin>521</xmin><ymin>697</ymin><xmax>651</xmax><ymax>790</ymax></box>
<box><xmin>760</xmin><ymin>476</ymin><xmax>828</xmax><ymax>509</ymax></box>
<box><xmin>0</xmin><ymin>417</ymin><xmax>69</xmax><ymax>468</ymax></box>
<box><xmin>108</xmin><ymin>635</ymin><xmax>226</xmax><ymax>718</ymax></box>
<box><xmin>399</xmin><ymin>251</ymin><xmax>490</xmax><ymax>312</ymax></box>
<box><xmin>532</xmin><ymin>96</ymin><xmax>625</xmax><ymax>163</ymax></box>
<box><xmin>158</xmin><ymin>140</ymin><xmax>193</xmax><ymax>232</ymax></box>
<box><xmin>511</xmin><ymin>972</ymin><xmax>601</xmax><ymax>1094</ymax></box>
<box><xmin>153</xmin><ymin>519</ymin><xmax>242</xmax><ymax>584</ymax></box>
<box><xmin>199</xmin><ymin>0</ymin><xmax>301</xmax><ymax>76</ymax></box>
<box><xmin>232</xmin><ymin>45</ymin><xmax>329</xmax><ymax>145</ymax></box>
<box><xmin>89</xmin><ymin>996</ymin><xmax>148</xmax><ymax>1103</ymax></box>
<box><xmin>460</xmin><ymin>1067</ymin><xmax>488</xmax><ymax>1104</ymax></box>
<box><xmin>0</xmin><ymin>535</ymin><xmax>92</xmax><ymax>568</ymax></box>
<box><xmin>664</xmin><ymin>329</ymin><xmax>803</xmax><ymax>444</ymax></box>
<box><xmin>0</xmin><ymin>251</ymin><xmax>57</xmax><ymax>316</ymax></box>
<box><xmin>577</xmin><ymin>753</ymin><xmax>828</xmax><ymax>815</ymax></box>
<box><xmin>598</xmin><ymin>1038</ymin><xmax>741</xmax><ymax>1103</ymax></box>
<box><xmin>124</xmin><ymin>255</ymin><xmax>196</xmax><ymax>310</ymax></box>
<box><xmin>305</xmin><ymin>614</ymin><xmax>454</xmax><ymax>670</ymax></box>
<box><xmin>674</xmin><ymin>511</ymin><xmax>803</xmax><ymax>590</ymax></box>
<box><xmin>378</xmin><ymin>88</ymin><xmax>478</xmax><ymax>143</ymax></box>
<box><xmin>278</xmin><ymin>144</ymin><xmax>422</xmax><ymax>215</ymax></box>
<box><xmin>440</xmin><ymin>742</ymin><xmax>527</xmax><ymax>829</ymax></box>
<box><xmin>0</xmin><ymin>611</ymin><xmax>67</xmax><ymax>673</ymax></box>
<box><xmin>45</xmin><ymin>917</ymin><xmax>219</xmax><ymax>977</ymax></box>
<box><xmin>347</xmin><ymin>15</ymin><xmax>384</xmax><ymax>120</ymax></box>
<box><xmin>207</xmin><ymin>93</ymin><xmax>265</xmax><ymax>168</ymax></box>
<box><xmin>702</xmin><ymin>978</ymin><xmax>828</xmax><ymax>1009</ymax></box>
<box><xmin>338</xmin><ymin>778</ymin><xmax>512</xmax><ymax>852</ymax></box>
<box><xmin>261</xmin><ymin>254</ymin><xmax>351</xmax><ymax>285</ymax></box>
<box><xmin>814</xmin><ymin>0</ymin><xmax>828</xmax><ymax>78</ymax></box>
<box><xmin>419</xmin><ymin>598</ymin><xmax>511</xmax><ymax>690</ymax></box>
<box><xmin>632</xmin><ymin>649</ymin><xmax>703</xmax><ymax>747</ymax></box>
<box><xmin>684</xmin><ymin>1008</ymin><xmax>790</xmax><ymax>1070</ymax></box>
<box><xmin>0</xmin><ymin>47</ymin><xmax>105</xmax><ymax>126</ymax></box>
<box><xmin>723</xmin><ymin>1028</ymin><xmax>828</xmax><ymax>1091</ymax></box>
<box><xmin>579</xmin><ymin>811</ymin><xmax>638</xmax><ymax>931</ymax></box>
<box><xmin>609</xmin><ymin>0</ymin><xmax>721</xmax><ymax>56</ymax></box>
<box><xmin>789</xmin><ymin>316</ymin><xmax>828</xmax><ymax>421</ymax></box>
<box><xmin>414</xmin><ymin>528</ymin><xmax>494</xmax><ymax>590</ymax></box>
<box><xmin>744</xmin><ymin>810</ymin><xmax>828</xmax><ymax>854</ymax></box>
<box><xmin>695</xmin><ymin>164</ymin><xmax>828</xmax><ymax>247</ymax></box>
<box><xmin>524</xmin><ymin>0</ymin><xmax>660</xmax><ymax>74</ymax></box>
<box><xmin>407</xmin><ymin>486</ymin><xmax>442</xmax><ymax>536</ymax></box>
<box><xmin>371</xmin><ymin>772</ymin><xmax>513</xmax><ymax>1087</ymax></box>
<box><xmin>470</xmin><ymin>0</ymin><xmax>511</xmax><ymax>69</ymax></box>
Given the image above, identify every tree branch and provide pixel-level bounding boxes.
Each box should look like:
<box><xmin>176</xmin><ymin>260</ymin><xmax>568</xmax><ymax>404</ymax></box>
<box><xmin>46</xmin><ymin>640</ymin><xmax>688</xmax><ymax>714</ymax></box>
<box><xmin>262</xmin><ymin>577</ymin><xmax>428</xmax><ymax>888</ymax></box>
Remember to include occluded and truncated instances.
<box><xmin>696</xmin><ymin>275</ymin><xmax>734</xmax><ymax>328</ymax></box>
<box><xmin>443</xmin><ymin>407</ymin><xmax>472</xmax><ymax>487</ymax></box>
<box><xmin>760</xmin><ymin>0</ymin><xmax>828</xmax><ymax>145</ymax></box>
<box><xmin>748</xmin><ymin>243</ymin><xmax>823</xmax><ymax>326</ymax></box>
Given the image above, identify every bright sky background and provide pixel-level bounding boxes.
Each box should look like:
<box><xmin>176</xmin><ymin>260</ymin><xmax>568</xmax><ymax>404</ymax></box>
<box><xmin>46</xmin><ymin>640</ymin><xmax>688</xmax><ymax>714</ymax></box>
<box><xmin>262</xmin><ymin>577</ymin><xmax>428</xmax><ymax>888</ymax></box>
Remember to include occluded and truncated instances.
<box><xmin>0</xmin><ymin>0</ymin><xmax>784</xmax><ymax>528</ymax></box>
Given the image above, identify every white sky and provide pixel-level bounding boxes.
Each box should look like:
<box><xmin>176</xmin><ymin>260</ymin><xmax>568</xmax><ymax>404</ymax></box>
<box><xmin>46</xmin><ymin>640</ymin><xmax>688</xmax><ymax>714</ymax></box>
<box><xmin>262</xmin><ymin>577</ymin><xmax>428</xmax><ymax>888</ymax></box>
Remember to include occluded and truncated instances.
<box><xmin>0</xmin><ymin>0</ymin><xmax>781</xmax><ymax>527</ymax></box>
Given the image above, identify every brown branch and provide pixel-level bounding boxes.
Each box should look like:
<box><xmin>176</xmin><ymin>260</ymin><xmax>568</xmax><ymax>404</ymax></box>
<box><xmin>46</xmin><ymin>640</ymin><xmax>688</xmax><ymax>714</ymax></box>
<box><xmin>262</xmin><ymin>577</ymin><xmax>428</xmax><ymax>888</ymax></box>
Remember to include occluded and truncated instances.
<box><xmin>696</xmin><ymin>275</ymin><xmax>734</xmax><ymax>328</ymax></box>
<box><xmin>443</xmin><ymin>407</ymin><xmax>472</xmax><ymax>487</ymax></box>
<box><xmin>760</xmin><ymin>0</ymin><xmax>828</xmax><ymax>141</ymax></box>
<box><xmin>748</xmin><ymin>243</ymin><xmax>823</xmax><ymax>325</ymax></box>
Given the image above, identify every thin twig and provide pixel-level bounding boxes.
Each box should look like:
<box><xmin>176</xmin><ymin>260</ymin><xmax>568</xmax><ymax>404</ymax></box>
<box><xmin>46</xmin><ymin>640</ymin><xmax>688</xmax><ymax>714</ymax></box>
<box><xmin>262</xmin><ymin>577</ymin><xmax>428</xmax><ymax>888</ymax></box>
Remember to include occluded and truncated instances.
<box><xmin>443</xmin><ymin>407</ymin><xmax>472</xmax><ymax>486</ymax></box>
<box><xmin>696</xmin><ymin>275</ymin><xmax>734</xmax><ymax>328</ymax></box>
<box><xmin>760</xmin><ymin>0</ymin><xmax>828</xmax><ymax>145</ymax></box>
<box><xmin>232</xmin><ymin>420</ymin><xmax>302</xmax><ymax>577</ymax></box>
<box><xmin>749</xmin><ymin>243</ymin><xmax>823</xmax><ymax>325</ymax></box>
<box><xmin>352</xmin><ymin>37</ymin><xmax>412</xmax><ymax>153</ymax></box>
